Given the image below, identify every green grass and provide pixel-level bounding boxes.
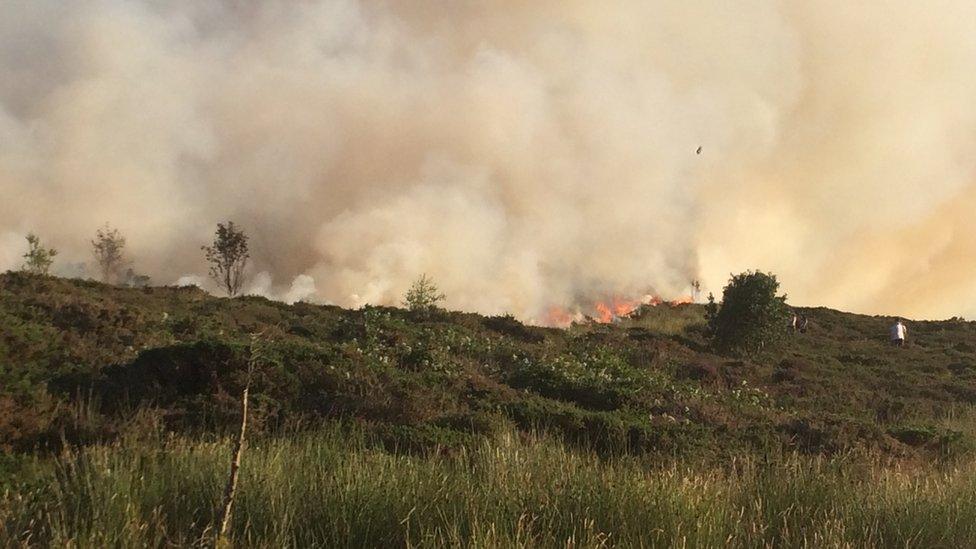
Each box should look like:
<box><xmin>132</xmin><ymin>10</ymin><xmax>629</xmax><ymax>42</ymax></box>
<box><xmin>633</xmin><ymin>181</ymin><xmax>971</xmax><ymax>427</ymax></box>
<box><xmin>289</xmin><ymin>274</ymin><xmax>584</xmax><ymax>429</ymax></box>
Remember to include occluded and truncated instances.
<box><xmin>3</xmin><ymin>426</ymin><xmax>976</xmax><ymax>547</ymax></box>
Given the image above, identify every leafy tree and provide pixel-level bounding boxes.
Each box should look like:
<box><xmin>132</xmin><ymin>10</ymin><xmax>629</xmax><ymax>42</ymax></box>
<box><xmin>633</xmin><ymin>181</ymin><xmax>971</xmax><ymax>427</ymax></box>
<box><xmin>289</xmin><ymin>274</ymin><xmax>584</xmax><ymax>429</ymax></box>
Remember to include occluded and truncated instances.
<box><xmin>403</xmin><ymin>274</ymin><xmax>445</xmax><ymax>316</ymax></box>
<box><xmin>708</xmin><ymin>271</ymin><xmax>790</xmax><ymax>356</ymax></box>
<box><xmin>92</xmin><ymin>223</ymin><xmax>127</xmax><ymax>283</ymax></box>
<box><xmin>21</xmin><ymin>233</ymin><xmax>57</xmax><ymax>275</ymax></box>
<box><xmin>203</xmin><ymin>221</ymin><xmax>250</xmax><ymax>297</ymax></box>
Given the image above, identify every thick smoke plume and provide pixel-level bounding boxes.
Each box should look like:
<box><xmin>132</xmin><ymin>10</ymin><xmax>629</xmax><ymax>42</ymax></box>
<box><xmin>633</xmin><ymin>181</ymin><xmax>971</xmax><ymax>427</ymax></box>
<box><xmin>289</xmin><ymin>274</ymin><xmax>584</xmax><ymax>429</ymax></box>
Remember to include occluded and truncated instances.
<box><xmin>2</xmin><ymin>1</ymin><xmax>975</xmax><ymax>320</ymax></box>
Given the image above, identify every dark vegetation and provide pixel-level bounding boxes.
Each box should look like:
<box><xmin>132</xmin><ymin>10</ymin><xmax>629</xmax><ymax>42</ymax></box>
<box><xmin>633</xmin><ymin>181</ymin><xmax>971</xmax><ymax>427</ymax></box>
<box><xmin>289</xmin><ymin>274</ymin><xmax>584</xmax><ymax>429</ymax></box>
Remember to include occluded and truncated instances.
<box><xmin>707</xmin><ymin>270</ymin><xmax>791</xmax><ymax>356</ymax></box>
<box><xmin>2</xmin><ymin>272</ymin><xmax>975</xmax><ymax>462</ymax></box>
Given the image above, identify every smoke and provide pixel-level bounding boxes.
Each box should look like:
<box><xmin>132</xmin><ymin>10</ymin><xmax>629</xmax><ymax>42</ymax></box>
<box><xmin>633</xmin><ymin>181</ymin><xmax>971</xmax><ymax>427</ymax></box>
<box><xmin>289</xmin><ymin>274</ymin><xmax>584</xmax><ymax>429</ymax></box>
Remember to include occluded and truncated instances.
<box><xmin>1</xmin><ymin>1</ymin><xmax>975</xmax><ymax>320</ymax></box>
<box><xmin>0</xmin><ymin>231</ymin><xmax>23</xmax><ymax>271</ymax></box>
<box><xmin>246</xmin><ymin>271</ymin><xmax>318</xmax><ymax>304</ymax></box>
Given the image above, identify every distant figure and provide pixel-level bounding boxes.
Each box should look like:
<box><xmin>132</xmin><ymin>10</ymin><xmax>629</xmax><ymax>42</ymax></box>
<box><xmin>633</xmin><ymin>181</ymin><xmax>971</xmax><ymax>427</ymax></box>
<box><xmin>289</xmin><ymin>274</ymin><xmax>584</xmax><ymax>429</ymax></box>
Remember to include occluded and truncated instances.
<box><xmin>790</xmin><ymin>313</ymin><xmax>798</xmax><ymax>332</ymax></box>
<box><xmin>890</xmin><ymin>320</ymin><xmax>907</xmax><ymax>347</ymax></box>
<box><xmin>799</xmin><ymin>315</ymin><xmax>809</xmax><ymax>333</ymax></box>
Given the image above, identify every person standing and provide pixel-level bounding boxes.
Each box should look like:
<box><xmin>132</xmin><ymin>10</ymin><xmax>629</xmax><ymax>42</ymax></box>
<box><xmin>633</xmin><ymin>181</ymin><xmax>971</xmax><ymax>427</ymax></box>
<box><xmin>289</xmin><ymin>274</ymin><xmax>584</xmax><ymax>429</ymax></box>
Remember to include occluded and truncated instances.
<box><xmin>890</xmin><ymin>319</ymin><xmax>908</xmax><ymax>347</ymax></box>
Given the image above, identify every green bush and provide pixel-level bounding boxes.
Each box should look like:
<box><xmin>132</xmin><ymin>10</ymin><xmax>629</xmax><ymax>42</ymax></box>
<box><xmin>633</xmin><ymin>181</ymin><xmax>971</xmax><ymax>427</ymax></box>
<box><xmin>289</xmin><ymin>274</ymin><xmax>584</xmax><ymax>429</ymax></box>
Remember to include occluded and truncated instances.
<box><xmin>708</xmin><ymin>271</ymin><xmax>791</xmax><ymax>356</ymax></box>
<box><xmin>506</xmin><ymin>347</ymin><xmax>645</xmax><ymax>411</ymax></box>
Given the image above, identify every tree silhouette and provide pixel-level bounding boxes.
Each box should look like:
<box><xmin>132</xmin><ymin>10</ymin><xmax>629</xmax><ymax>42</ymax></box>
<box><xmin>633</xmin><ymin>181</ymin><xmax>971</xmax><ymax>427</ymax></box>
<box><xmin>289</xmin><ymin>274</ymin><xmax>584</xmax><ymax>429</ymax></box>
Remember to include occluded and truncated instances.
<box><xmin>203</xmin><ymin>221</ymin><xmax>250</xmax><ymax>297</ymax></box>
<box><xmin>92</xmin><ymin>224</ymin><xmax>127</xmax><ymax>283</ymax></box>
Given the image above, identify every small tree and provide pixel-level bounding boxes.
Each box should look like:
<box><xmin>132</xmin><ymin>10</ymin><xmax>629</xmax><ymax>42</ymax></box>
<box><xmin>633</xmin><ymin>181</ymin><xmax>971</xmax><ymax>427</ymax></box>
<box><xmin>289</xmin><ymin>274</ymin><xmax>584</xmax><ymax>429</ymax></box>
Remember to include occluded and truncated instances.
<box><xmin>22</xmin><ymin>233</ymin><xmax>57</xmax><ymax>275</ymax></box>
<box><xmin>708</xmin><ymin>270</ymin><xmax>790</xmax><ymax>356</ymax></box>
<box><xmin>203</xmin><ymin>221</ymin><xmax>250</xmax><ymax>297</ymax></box>
<box><xmin>403</xmin><ymin>274</ymin><xmax>445</xmax><ymax>316</ymax></box>
<box><xmin>92</xmin><ymin>223</ymin><xmax>127</xmax><ymax>283</ymax></box>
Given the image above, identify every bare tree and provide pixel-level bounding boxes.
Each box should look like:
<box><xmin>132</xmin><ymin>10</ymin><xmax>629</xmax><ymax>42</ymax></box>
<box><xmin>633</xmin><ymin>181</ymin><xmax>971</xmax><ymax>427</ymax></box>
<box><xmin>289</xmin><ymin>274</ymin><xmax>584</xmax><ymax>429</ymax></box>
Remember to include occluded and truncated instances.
<box><xmin>22</xmin><ymin>233</ymin><xmax>57</xmax><ymax>275</ymax></box>
<box><xmin>92</xmin><ymin>223</ymin><xmax>127</xmax><ymax>283</ymax></box>
<box><xmin>203</xmin><ymin>221</ymin><xmax>250</xmax><ymax>297</ymax></box>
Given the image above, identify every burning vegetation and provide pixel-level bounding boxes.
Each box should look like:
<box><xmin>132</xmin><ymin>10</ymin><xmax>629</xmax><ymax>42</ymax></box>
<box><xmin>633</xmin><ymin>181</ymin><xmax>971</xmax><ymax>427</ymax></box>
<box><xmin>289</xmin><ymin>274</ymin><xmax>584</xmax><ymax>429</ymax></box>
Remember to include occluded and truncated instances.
<box><xmin>543</xmin><ymin>293</ymin><xmax>695</xmax><ymax>327</ymax></box>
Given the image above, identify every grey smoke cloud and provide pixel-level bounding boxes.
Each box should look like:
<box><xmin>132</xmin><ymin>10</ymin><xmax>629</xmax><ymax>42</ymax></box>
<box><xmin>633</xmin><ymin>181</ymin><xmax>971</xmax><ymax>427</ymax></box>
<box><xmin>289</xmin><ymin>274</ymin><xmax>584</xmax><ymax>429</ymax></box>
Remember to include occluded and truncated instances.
<box><xmin>1</xmin><ymin>1</ymin><xmax>975</xmax><ymax>320</ymax></box>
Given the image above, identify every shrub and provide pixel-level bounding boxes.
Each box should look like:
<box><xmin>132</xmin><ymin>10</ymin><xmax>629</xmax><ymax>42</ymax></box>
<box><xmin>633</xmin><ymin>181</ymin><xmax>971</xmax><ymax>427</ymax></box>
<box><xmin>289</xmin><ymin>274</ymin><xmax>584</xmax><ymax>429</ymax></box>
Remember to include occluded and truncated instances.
<box><xmin>708</xmin><ymin>271</ymin><xmax>790</xmax><ymax>356</ymax></box>
<box><xmin>507</xmin><ymin>347</ymin><xmax>646</xmax><ymax>411</ymax></box>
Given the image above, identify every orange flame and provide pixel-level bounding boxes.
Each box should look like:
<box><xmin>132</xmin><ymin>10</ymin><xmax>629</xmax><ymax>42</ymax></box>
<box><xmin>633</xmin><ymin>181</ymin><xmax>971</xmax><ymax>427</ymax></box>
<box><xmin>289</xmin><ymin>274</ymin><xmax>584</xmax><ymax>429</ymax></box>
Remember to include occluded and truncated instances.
<box><xmin>540</xmin><ymin>293</ymin><xmax>696</xmax><ymax>327</ymax></box>
<box><xmin>643</xmin><ymin>295</ymin><xmax>663</xmax><ymax>306</ymax></box>
<box><xmin>544</xmin><ymin>306</ymin><xmax>577</xmax><ymax>328</ymax></box>
<box><xmin>594</xmin><ymin>297</ymin><xmax>639</xmax><ymax>323</ymax></box>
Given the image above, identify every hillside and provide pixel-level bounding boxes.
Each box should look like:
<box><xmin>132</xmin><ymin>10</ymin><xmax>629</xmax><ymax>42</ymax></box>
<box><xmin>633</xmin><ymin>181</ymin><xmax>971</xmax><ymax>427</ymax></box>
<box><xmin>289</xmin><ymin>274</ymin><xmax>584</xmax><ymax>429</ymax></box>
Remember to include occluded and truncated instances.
<box><xmin>2</xmin><ymin>271</ymin><xmax>975</xmax><ymax>459</ymax></box>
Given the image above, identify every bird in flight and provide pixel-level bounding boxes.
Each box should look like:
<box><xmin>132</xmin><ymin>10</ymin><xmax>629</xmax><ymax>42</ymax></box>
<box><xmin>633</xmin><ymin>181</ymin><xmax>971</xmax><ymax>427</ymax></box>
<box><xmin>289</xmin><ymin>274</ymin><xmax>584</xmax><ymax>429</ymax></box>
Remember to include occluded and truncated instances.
<box><xmin>696</xmin><ymin>146</ymin><xmax>702</xmax><ymax>155</ymax></box>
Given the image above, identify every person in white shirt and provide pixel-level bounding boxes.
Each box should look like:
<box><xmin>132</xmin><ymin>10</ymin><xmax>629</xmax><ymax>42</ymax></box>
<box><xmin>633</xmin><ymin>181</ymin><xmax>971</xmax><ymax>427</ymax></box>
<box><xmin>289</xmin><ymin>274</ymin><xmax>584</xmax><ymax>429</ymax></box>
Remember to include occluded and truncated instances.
<box><xmin>890</xmin><ymin>320</ymin><xmax>907</xmax><ymax>347</ymax></box>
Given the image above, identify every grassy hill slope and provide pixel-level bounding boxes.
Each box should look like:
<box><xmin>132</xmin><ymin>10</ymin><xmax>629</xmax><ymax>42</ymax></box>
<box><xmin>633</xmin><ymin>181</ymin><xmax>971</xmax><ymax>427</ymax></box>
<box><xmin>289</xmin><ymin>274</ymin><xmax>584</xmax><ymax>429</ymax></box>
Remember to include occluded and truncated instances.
<box><xmin>2</xmin><ymin>272</ymin><xmax>975</xmax><ymax>459</ymax></box>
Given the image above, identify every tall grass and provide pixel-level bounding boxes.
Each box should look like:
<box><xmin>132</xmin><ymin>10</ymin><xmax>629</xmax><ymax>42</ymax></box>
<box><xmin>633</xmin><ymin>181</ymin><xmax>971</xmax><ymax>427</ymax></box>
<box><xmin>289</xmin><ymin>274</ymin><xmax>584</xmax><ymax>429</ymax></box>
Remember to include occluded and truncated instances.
<box><xmin>2</xmin><ymin>426</ymin><xmax>975</xmax><ymax>547</ymax></box>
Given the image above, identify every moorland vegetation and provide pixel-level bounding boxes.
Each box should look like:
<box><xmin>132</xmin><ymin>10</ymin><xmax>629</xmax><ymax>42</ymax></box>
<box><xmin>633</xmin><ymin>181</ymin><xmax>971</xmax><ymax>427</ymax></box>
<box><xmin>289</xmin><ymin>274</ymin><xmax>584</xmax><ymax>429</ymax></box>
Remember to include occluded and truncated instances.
<box><xmin>1</xmin><ymin>271</ymin><xmax>975</xmax><ymax>546</ymax></box>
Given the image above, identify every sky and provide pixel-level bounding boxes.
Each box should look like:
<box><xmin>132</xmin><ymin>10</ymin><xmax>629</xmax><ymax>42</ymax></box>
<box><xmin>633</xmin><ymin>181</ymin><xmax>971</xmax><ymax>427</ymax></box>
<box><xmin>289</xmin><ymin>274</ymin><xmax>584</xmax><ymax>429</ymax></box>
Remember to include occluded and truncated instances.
<box><xmin>2</xmin><ymin>1</ymin><xmax>975</xmax><ymax>322</ymax></box>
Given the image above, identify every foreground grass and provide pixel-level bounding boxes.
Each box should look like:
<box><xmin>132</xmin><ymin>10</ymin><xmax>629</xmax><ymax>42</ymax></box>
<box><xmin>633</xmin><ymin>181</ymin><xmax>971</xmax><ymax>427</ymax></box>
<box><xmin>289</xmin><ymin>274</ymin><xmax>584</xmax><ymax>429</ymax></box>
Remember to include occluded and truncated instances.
<box><xmin>2</xmin><ymin>427</ymin><xmax>975</xmax><ymax>548</ymax></box>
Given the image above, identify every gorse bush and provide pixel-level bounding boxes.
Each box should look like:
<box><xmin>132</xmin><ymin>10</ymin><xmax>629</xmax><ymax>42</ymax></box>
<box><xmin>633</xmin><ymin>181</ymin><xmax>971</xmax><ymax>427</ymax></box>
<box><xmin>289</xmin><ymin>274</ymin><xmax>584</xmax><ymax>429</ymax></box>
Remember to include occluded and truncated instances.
<box><xmin>708</xmin><ymin>270</ymin><xmax>791</xmax><ymax>356</ymax></box>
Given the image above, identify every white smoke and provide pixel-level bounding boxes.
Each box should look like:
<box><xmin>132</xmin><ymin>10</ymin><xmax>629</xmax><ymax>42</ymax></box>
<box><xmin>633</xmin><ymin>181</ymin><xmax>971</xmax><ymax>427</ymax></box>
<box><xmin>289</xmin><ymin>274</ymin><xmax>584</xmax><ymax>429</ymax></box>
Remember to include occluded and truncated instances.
<box><xmin>246</xmin><ymin>271</ymin><xmax>318</xmax><ymax>304</ymax></box>
<box><xmin>284</xmin><ymin>274</ymin><xmax>317</xmax><ymax>304</ymax></box>
<box><xmin>175</xmin><ymin>275</ymin><xmax>208</xmax><ymax>289</ymax></box>
<box><xmin>0</xmin><ymin>232</ymin><xmax>24</xmax><ymax>272</ymax></box>
<box><xmin>1</xmin><ymin>1</ymin><xmax>975</xmax><ymax>321</ymax></box>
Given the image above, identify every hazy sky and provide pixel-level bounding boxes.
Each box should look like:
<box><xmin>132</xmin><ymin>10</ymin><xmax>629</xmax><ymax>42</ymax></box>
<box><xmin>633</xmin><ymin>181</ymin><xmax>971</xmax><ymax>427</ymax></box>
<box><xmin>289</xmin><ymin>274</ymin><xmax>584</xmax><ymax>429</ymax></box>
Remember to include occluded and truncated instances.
<box><xmin>2</xmin><ymin>1</ymin><xmax>975</xmax><ymax>321</ymax></box>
